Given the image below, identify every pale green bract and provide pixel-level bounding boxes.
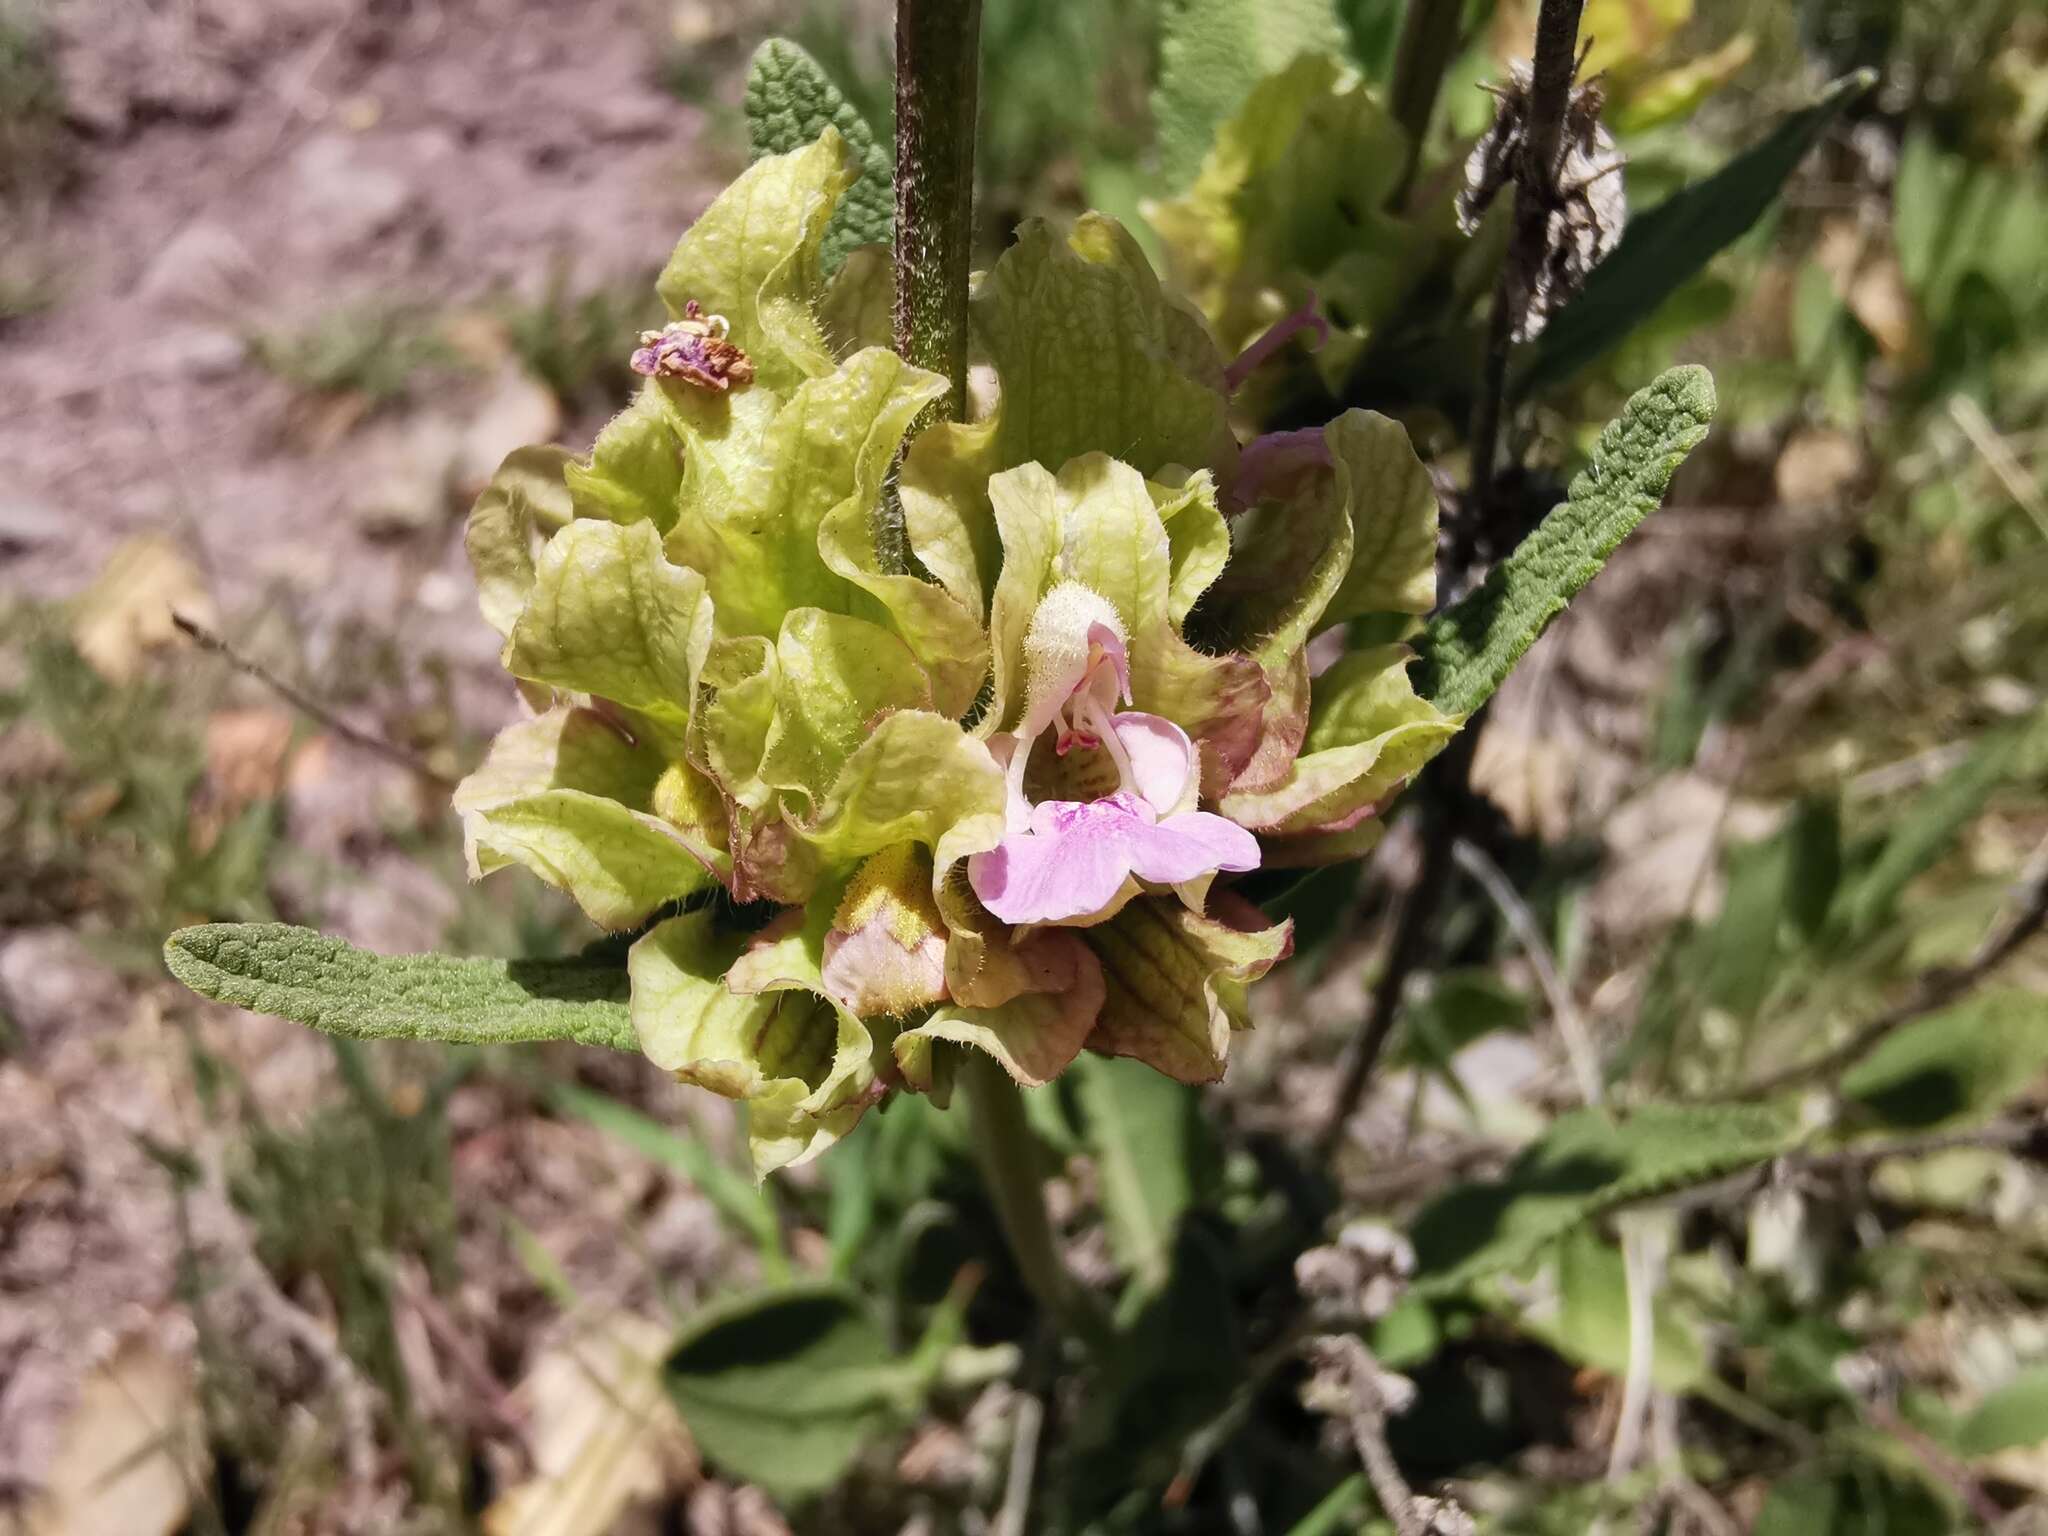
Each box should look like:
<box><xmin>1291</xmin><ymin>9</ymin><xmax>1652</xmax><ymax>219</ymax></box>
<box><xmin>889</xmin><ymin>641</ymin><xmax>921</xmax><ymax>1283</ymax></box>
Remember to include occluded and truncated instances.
<box><xmin>1146</xmin><ymin>50</ymin><xmax>1447</xmax><ymax>378</ymax></box>
<box><xmin>165</xmin><ymin>127</ymin><xmax>1710</xmax><ymax>1173</ymax></box>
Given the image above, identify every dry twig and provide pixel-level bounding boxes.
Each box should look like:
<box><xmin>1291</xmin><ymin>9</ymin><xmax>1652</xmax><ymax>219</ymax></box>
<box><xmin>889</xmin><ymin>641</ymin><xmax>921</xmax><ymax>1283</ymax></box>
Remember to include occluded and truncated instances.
<box><xmin>172</xmin><ymin>612</ymin><xmax>452</xmax><ymax>788</ymax></box>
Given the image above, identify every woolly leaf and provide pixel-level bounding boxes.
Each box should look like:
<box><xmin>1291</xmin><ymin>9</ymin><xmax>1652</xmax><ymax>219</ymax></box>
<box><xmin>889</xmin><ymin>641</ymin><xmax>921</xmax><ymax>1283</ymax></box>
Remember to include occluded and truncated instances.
<box><xmin>743</xmin><ymin>39</ymin><xmax>893</xmax><ymax>273</ymax></box>
<box><xmin>1520</xmin><ymin>70</ymin><xmax>1874</xmax><ymax>394</ymax></box>
<box><xmin>1408</xmin><ymin>1101</ymin><xmax>1799</xmax><ymax>1293</ymax></box>
<box><xmin>1413</xmin><ymin>365</ymin><xmax>1716</xmax><ymax>718</ymax></box>
<box><xmin>163</xmin><ymin>923</ymin><xmax>636</xmax><ymax>1052</ymax></box>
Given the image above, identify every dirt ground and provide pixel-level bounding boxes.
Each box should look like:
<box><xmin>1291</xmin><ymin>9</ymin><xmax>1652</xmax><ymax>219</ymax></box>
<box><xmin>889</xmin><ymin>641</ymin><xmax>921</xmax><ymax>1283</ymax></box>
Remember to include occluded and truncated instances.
<box><xmin>0</xmin><ymin>3</ymin><xmax>789</xmax><ymax>1526</ymax></box>
<box><xmin>3</xmin><ymin>0</ymin><xmax>734</xmax><ymax>680</ymax></box>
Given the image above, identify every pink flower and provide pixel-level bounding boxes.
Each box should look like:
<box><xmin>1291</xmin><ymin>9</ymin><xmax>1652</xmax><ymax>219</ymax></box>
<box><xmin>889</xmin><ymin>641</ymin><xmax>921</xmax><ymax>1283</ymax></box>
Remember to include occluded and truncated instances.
<box><xmin>968</xmin><ymin>587</ymin><xmax>1260</xmax><ymax>926</ymax></box>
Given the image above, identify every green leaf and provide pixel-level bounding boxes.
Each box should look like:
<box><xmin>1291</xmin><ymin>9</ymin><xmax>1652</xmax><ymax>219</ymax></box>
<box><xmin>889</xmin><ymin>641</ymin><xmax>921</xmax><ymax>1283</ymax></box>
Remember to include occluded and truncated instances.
<box><xmin>1152</xmin><ymin>0</ymin><xmax>1347</xmax><ymax>189</ymax></box>
<box><xmin>465</xmin><ymin>445</ymin><xmax>573</xmax><ymax>638</ymax></box>
<box><xmin>1319</xmin><ymin>410</ymin><xmax>1438</xmax><ymax>627</ymax></box>
<box><xmin>1413</xmin><ymin>365</ymin><xmax>1717</xmax><ymax>718</ymax></box>
<box><xmin>744</xmin><ymin>40</ymin><xmax>892</xmax><ymax>274</ymax></box>
<box><xmin>895</xmin><ymin>933</ymin><xmax>1102</xmax><ymax>1092</ymax></box>
<box><xmin>1086</xmin><ymin>896</ymin><xmax>1294</xmax><ymax>1084</ymax></box>
<box><xmin>630</xmin><ymin>909</ymin><xmax>878</xmax><ymax>1176</ymax></box>
<box><xmin>818</xmin><ymin>243</ymin><xmax>893</xmax><ymax>356</ymax></box>
<box><xmin>1394</xmin><ymin>968</ymin><xmax>1530</xmax><ymax>1076</ymax></box>
<box><xmin>1147</xmin><ymin>50</ymin><xmax>1412</xmax><ymax>353</ymax></box>
<box><xmin>163</xmin><ymin>923</ymin><xmax>636</xmax><ymax>1052</ymax></box>
<box><xmin>662</xmin><ymin>1283</ymin><xmax>906</xmax><ymax>1501</ymax></box>
<box><xmin>1220</xmin><ymin>643</ymin><xmax>1458</xmax><ymax>836</ymax></box>
<box><xmin>898</xmin><ymin>215</ymin><xmax>1232</xmax><ymax>615</ymax></box>
<box><xmin>1516</xmin><ymin>1228</ymin><xmax>1708</xmax><ymax>1392</ymax></box>
<box><xmin>1701</xmin><ymin>830</ymin><xmax>1794</xmax><ymax>1021</ymax></box>
<box><xmin>656</xmin><ymin>129</ymin><xmax>849</xmax><ymax>393</ymax></box>
<box><xmin>1073</xmin><ymin>1055</ymin><xmax>1204</xmax><ymax>1296</ymax></box>
<box><xmin>793</xmin><ymin>710</ymin><xmax>1008</xmax><ymax>881</ymax></box>
<box><xmin>505</xmin><ymin>518</ymin><xmax>713</xmax><ymax>756</ymax></box>
<box><xmin>1753</xmin><ymin>1474</ymin><xmax>1841</xmax><ymax>1536</ymax></box>
<box><xmin>1839</xmin><ymin>721</ymin><xmax>2029</xmax><ymax>939</ymax></box>
<box><xmin>1408</xmin><ymin>1101</ymin><xmax>1799</xmax><ymax>1293</ymax></box>
<box><xmin>757</xmin><ymin>609</ymin><xmax>933</xmax><ymax>810</ymax></box>
<box><xmin>564</xmin><ymin>386</ymin><xmax>684</xmax><ymax>531</ymax></box>
<box><xmin>1840</xmin><ymin>991</ymin><xmax>2048</xmax><ymax>1131</ymax></box>
<box><xmin>1955</xmin><ymin>1367</ymin><xmax>2048</xmax><ymax>1457</ymax></box>
<box><xmin>454</xmin><ymin>707</ymin><xmax>725</xmax><ymax>930</ymax></box>
<box><xmin>1520</xmin><ymin>70</ymin><xmax>1874</xmax><ymax>395</ymax></box>
<box><xmin>663</xmin><ymin>346</ymin><xmax>985</xmax><ymax>714</ymax></box>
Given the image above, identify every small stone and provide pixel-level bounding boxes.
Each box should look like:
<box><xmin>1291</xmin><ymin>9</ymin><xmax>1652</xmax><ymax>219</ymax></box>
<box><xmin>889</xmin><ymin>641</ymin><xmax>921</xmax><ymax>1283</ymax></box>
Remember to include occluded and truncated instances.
<box><xmin>0</xmin><ymin>927</ymin><xmax>130</xmax><ymax>1054</ymax></box>
<box><xmin>455</xmin><ymin>368</ymin><xmax>562</xmax><ymax>498</ymax></box>
<box><xmin>348</xmin><ymin>417</ymin><xmax>462</xmax><ymax>538</ymax></box>
<box><xmin>289</xmin><ymin>134</ymin><xmax>416</xmax><ymax>248</ymax></box>
<box><xmin>137</xmin><ymin>222</ymin><xmax>254</xmax><ymax>315</ymax></box>
<box><xmin>0</xmin><ymin>497</ymin><xmax>70</xmax><ymax>555</ymax></box>
<box><xmin>145</xmin><ymin>326</ymin><xmax>246</xmax><ymax>380</ymax></box>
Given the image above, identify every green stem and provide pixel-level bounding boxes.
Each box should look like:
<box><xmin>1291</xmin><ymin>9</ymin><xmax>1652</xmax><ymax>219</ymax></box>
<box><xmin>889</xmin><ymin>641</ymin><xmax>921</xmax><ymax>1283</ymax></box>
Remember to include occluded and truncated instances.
<box><xmin>960</xmin><ymin>1051</ymin><xmax>1106</xmax><ymax>1348</ymax></box>
<box><xmin>893</xmin><ymin>0</ymin><xmax>981</xmax><ymax>417</ymax></box>
<box><xmin>1387</xmin><ymin>0</ymin><xmax>1463</xmax><ymax>204</ymax></box>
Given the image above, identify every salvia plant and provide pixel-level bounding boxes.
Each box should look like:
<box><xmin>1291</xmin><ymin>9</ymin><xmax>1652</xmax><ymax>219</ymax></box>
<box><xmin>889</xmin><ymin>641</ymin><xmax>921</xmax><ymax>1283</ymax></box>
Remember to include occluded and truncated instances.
<box><xmin>156</xmin><ymin>0</ymin><xmax>1997</xmax><ymax>1525</ymax></box>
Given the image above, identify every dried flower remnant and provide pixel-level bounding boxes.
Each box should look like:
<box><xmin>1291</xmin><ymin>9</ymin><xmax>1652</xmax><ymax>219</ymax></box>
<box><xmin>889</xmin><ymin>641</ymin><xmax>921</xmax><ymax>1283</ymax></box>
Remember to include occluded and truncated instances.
<box><xmin>630</xmin><ymin>300</ymin><xmax>756</xmax><ymax>390</ymax></box>
<box><xmin>1458</xmin><ymin>59</ymin><xmax>1627</xmax><ymax>342</ymax></box>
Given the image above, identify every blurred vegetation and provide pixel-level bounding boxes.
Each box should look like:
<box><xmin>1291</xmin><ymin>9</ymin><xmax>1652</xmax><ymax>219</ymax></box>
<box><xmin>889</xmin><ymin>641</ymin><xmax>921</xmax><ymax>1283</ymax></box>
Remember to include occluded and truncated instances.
<box><xmin>496</xmin><ymin>256</ymin><xmax>662</xmax><ymax>418</ymax></box>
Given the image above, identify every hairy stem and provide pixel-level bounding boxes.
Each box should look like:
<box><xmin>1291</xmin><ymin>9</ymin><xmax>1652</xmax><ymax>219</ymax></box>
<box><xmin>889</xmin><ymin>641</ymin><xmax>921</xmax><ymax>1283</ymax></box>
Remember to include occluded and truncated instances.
<box><xmin>1468</xmin><ymin>0</ymin><xmax>1586</xmax><ymax>507</ymax></box>
<box><xmin>893</xmin><ymin>0</ymin><xmax>980</xmax><ymax>417</ymax></box>
<box><xmin>882</xmin><ymin>0</ymin><xmax>981</xmax><ymax>575</ymax></box>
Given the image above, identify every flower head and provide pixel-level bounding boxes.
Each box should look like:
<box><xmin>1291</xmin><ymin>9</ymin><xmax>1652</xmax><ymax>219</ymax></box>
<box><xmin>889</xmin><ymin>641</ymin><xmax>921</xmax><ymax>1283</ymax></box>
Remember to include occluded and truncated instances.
<box><xmin>451</xmin><ymin>133</ymin><xmax>1451</xmax><ymax>1169</ymax></box>
<box><xmin>969</xmin><ymin>582</ymin><xmax>1259</xmax><ymax>926</ymax></box>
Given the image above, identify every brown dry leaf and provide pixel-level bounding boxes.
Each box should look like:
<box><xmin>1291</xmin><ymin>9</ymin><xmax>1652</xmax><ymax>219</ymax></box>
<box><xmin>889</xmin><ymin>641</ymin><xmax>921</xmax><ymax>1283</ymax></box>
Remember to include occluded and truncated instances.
<box><xmin>1470</xmin><ymin>725</ymin><xmax>1575</xmax><ymax>843</ymax></box>
<box><xmin>203</xmin><ymin>707</ymin><xmax>296</xmax><ymax>811</ymax></box>
<box><xmin>1590</xmin><ymin>773</ymin><xmax>1779</xmax><ymax>939</ymax></box>
<box><xmin>1847</xmin><ymin>255</ymin><xmax>1919</xmax><ymax>362</ymax></box>
<box><xmin>24</xmin><ymin>1335</ymin><xmax>201</xmax><ymax>1536</ymax></box>
<box><xmin>70</xmin><ymin>534</ymin><xmax>215</xmax><ymax>684</ymax></box>
<box><xmin>1774</xmin><ymin>427</ymin><xmax>1864</xmax><ymax>508</ymax></box>
<box><xmin>482</xmin><ymin>1312</ymin><xmax>698</xmax><ymax>1536</ymax></box>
